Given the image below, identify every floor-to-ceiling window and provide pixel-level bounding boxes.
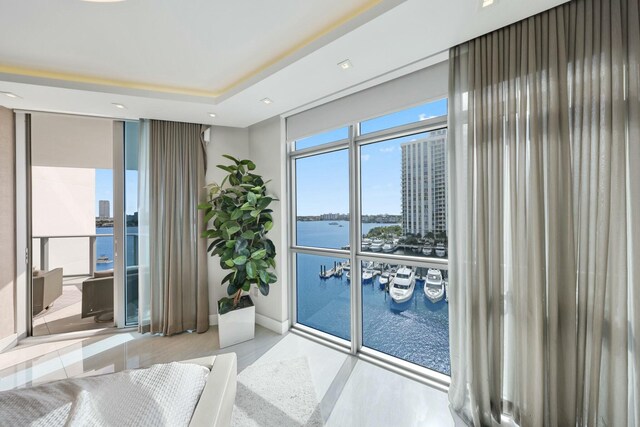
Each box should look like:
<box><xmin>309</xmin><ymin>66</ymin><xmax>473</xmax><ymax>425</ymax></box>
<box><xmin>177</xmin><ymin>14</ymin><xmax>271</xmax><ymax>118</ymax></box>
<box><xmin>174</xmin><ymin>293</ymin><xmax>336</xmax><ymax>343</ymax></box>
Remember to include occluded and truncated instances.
<box><xmin>289</xmin><ymin>99</ymin><xmax>450</xmax><ymax>378</ymax></box>
<box><xmin>291</xmin><ymin>127</ymin><xmax>352</xmax><ymax>343</ymax></box>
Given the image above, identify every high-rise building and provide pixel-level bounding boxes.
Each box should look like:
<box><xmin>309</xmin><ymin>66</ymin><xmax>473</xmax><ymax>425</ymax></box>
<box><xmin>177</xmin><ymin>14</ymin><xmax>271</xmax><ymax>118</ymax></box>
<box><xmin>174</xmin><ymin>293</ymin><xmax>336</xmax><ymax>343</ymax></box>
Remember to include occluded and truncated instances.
<box><xmin>401</xmin><ymin>129</ymin><xmax>447</xmax><ymax>238</ymax></box>
<box><xmin>99</xmin><ymin>200</ymin><xmax>110</xmax><ymax>218</ymax></box>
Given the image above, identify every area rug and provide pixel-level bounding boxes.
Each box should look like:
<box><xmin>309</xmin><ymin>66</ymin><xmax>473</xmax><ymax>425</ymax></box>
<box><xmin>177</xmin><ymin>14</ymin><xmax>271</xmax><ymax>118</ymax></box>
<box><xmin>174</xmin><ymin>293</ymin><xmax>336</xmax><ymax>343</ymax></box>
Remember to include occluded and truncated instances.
<box><xmin>231</xmin><ymin>357</ymin><xmax>324</xmax><ymax>427</ymax></box>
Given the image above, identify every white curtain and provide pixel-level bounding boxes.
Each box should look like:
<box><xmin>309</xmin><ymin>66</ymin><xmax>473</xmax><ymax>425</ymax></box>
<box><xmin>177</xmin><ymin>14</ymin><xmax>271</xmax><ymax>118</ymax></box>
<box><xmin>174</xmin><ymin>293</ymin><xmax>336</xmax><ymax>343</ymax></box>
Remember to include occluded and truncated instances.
<box><xmin>138</xmin><ymin>120</ymin><xmax>151</xmax><ymax>333</ymax></box>
<box><xmin>448</xmin><ymin>0</ymin><xmax>639</xmax><ymax>425</ymax></box>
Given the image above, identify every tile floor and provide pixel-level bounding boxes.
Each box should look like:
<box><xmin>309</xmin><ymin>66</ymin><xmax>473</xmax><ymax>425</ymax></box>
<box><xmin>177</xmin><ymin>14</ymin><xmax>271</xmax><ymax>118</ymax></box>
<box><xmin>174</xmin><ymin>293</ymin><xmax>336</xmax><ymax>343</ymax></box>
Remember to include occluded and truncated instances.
<box><xmin>0</xmin><ymin>326</ymin><xmax>456</xmax><ymax>426</ymax></box>
<box><xmin>32</xmin><ymin>277</ymin><xmax>115</xmax><ymax>336</ymax></box>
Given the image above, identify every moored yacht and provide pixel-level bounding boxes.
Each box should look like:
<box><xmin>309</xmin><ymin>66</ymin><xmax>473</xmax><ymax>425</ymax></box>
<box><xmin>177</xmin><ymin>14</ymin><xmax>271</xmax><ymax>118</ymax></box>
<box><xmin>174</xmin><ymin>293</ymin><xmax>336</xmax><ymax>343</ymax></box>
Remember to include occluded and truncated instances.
<box><xmin>370</xmin><ymin>239</ymin><xmax>384</xmax><ymax>252</ymax></box>
<box><xmin>435</xmin><ymin>243</ymin><xmax>447</xmax><ymax>257</ymax></box>
<box><xmin>341</xmin><ymin>261</ymin><xmax>351</xmax><ymax>273</ymax></box>
<box><xmin>382</xmin><ymin>242</ymin><xmax>395</xmax><ymax>253</ymax></box>
<box><xmin>389</xmin><ymin>267</ymin><xmax>415</xmax><ymax>303</ymax></box>
<box><xmin>422</xmin><ymin>246</ymin><xmax>433</xmax><ymax>256</ymax></box>
<box><xmin>362</xmin><ymin>238</ymin><xmax>372</xmax><ymax>251</ymax></box>
<box><xmin>379</xmin><ymin>271</ymin><xmax>391</xmax><ymax>287</ymax></box>
<box><xmin>362</xmin><ymin>269</ymin><xmax>374</xmax><ymax>282</ymax></box>
<box><xmin>424</xmin><ymin>268</ymin><xmax>444</xmax><ymax>303</ymax></box>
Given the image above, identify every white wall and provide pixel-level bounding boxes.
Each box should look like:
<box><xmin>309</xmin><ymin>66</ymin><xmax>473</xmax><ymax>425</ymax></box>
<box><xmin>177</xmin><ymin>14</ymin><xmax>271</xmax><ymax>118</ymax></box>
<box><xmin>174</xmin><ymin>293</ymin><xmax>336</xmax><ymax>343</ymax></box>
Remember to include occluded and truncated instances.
<box><xmin>248</xmin><ymin>117</ymin><xmax>288</xmax><ymax>331</ymax></box>
<box><xmin>31</xmin><ymin>166</ymin><xmax>95</xmax><ymax>275</ymax></box>
<box><xmin>206</xmin><ymin>121</ymin><xmax>289</xmax><ymax>333</ymax></box>
<box><xmin>31</xmin><ymin>167</ymin><xmax>95</xmax><ymax>237</ymax></box>
<box><xmin>30</xmin><ymin>113</ymin><xmax>113</xmax><ymax>276</ymax></box>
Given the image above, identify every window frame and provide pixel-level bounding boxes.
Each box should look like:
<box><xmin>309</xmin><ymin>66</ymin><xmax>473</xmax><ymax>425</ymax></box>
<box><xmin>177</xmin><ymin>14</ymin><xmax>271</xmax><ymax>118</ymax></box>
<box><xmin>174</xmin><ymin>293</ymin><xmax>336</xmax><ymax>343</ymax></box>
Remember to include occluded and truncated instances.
<box><xmin>287</xmin><ymin>112</ymin><xmax>450</xmax><ymax>389</ymax></box>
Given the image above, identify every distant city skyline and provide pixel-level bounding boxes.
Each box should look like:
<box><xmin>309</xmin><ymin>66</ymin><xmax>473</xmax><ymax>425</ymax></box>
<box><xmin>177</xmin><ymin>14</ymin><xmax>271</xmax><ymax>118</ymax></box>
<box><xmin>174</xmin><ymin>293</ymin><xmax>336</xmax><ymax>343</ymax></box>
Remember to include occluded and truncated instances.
<box><xmin>95</xmin><ymin>169</ymin><xmax>138</xmax><ymax>217</ymax></box>
<box><xmin>98</xmin><ymin>200</ymin><xmax>110</xmax><ymax>218</ymax></box>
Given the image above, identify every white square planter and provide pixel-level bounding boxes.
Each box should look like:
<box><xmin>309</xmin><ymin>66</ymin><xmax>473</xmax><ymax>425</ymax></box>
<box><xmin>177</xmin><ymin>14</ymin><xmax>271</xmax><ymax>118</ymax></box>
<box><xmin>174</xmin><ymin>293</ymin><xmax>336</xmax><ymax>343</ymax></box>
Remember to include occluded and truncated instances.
<box><xmin>217</xmin><ymin>297</ymin><xmax>255</xmax><ymax>348</ymax></box>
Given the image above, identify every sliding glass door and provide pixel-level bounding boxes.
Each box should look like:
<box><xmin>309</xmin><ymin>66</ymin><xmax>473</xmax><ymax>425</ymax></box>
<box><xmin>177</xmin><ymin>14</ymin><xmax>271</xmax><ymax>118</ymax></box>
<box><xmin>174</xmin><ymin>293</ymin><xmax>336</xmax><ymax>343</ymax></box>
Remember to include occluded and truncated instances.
<box><xmin>113</xmin><ymin>120</ymin><xmax>140</xmax><ymax>328</ymax></box>
<box><xmin>289</xmin><ymin>100</ymin><xmax>451</xmax><ymax>379</ymax></box>
<box><xmin>29</xmin><ymin>113</ymin><xmax>116</xmax><ymax>336</ymax></box>
<box><xmin>28</xmin><ymin>114</ymin><xmax>139</xmax><ymax>336</ymax></box>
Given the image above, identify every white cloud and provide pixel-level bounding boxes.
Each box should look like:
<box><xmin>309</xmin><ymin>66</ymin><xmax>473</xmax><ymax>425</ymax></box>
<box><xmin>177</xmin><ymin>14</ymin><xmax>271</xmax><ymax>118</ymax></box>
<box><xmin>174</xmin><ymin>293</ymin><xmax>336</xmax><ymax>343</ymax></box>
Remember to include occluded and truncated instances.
<box><xmin>361</xmin><ymin>154</ymin><xmax>371</xmax><ymax>162</ymax></box>
<box><xmin>379</xmin><ymin>146</ymin><xmax>394</xmax><ymax>153</ymax></box>
<box><xmin>419</xmin><ymin>113</ymin><xmax>436</xmax><ymax>121</ymax></box>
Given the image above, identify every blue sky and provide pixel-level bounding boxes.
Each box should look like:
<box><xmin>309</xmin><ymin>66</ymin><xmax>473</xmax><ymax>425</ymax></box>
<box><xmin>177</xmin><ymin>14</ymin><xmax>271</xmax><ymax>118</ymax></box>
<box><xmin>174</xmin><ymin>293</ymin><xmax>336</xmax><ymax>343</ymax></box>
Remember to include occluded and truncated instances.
<box><xmin>95</xmin><ymin>99</ymin><xmax>447</xmax><ymax>218</ymax></box>
<box><xmin>95</xmin><ymin>169</ymin><xmax>138</xmax><ymax>216</ymax></box>
<box><xmin>296</xmin><ymin>99</ymin><xmax>447</xmax><ymax>216</ymax></box>
<box><xmin>94</xmin><ymin>122</ymin><xmax>139</xmax><ymax>217</ymax></box>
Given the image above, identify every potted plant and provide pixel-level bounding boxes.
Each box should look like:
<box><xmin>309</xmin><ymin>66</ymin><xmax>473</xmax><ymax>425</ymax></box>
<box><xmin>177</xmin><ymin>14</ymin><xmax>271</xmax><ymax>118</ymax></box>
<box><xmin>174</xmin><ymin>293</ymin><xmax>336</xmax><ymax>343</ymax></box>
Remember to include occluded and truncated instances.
<box><xmin>199</xmin><ymin>155</ymin><xmax>277</xmax><ymax>348</ymax></box>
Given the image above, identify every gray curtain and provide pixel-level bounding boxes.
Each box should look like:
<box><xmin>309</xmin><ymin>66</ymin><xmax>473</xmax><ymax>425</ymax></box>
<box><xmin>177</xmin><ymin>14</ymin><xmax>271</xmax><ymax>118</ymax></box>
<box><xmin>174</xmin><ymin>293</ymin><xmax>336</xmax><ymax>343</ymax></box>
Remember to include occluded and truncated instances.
<box><xmin>448</xmin><ymin>0</ymin><xmax>639</xmax><ymax>425</ymax></box>
<box><xmin>143</xmin><ymin>120</ymin><xmax>209</xmax><ymax>335</ymax></box>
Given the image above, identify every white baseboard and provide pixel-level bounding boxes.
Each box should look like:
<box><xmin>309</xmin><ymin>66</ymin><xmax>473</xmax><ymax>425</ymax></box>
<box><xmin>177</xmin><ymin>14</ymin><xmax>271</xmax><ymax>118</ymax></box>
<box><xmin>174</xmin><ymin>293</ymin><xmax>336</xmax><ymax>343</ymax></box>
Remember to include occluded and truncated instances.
<box><xmin>209</xmin><ymin>311</ymin><xmax>288</xmax><ymax>335</ymax></box>
<box><xmin>255</xmin><ymin>313</ymin><xmax>289</xmax><ymax>335</ymax></box>
<box><xmin>0</xmin><ymin>333</ymin><xmax>18</xmax><ymax>353</ymax></box>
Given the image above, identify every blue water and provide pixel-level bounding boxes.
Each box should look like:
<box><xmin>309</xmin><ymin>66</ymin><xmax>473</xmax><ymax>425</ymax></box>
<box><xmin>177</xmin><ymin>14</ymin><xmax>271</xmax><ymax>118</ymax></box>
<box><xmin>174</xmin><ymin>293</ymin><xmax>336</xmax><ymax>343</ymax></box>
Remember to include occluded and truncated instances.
<box><xmin>296</xmin><ymin>220</ymin><xmax>450</xmax><ymax>375</ymax></box>
<box><xmin>96</xmin><ymin>227</ymin><xmax>138</xmax><ymax>271</ymax></box>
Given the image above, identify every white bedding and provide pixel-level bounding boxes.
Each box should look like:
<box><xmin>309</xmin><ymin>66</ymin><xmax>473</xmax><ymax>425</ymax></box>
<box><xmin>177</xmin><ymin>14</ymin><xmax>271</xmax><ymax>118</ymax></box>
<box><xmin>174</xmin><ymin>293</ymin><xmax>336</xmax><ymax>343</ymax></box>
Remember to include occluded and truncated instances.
<box><xmin>0</xmin><ymin>362</ymin><xmax>209</xmax><ymax>427</ymax></box>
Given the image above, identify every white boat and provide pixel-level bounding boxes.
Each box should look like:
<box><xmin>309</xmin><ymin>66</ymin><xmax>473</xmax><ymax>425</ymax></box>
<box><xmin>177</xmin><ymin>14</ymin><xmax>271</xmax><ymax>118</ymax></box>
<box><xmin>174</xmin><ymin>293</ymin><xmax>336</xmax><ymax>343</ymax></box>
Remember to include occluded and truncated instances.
<box><xmin>424</xmin><ymin>268</ymin><xmax>444</xmax><ymax>303</ymax></box>
<box><xmin>370</xmin><ymin>239</ymin><xmax>384</xmax><ymax>252</ymax></box>
<box><xmin>382</xmin><ymin>242</ymin><xmax>395</xmax><ymax>253</ymax></box>
<box><xmin>422</xmin><ymin>246</ymin><xmax>433</xmax><ymax>256</ymax></box>
<box><xmin>362</xmin><ymin>238</ymin><xmax>372</xmax><ymax>251</ymax></box>
<box><xmin>435</xmin><ymin>243</ymin><xmax>447</xmax><ymax>257</ymax></box>
<box><xmin>379</xmin><ymin>271</ymin><xmax>391</xmax><ymax>286</ymax></box>
<box><xmin>97</xmin><ymin>255</ymin><xmax>111</xmax><ymax>264</ymax></box>
<box><xmin>362</xmin><ymin>269</ymin><xmax>374</xmax><ymax>282</ymax></box>
<box><xmin>389</xmin><ymin>267</ymin><xmax>415</xmax><ymax>303</ymax></box>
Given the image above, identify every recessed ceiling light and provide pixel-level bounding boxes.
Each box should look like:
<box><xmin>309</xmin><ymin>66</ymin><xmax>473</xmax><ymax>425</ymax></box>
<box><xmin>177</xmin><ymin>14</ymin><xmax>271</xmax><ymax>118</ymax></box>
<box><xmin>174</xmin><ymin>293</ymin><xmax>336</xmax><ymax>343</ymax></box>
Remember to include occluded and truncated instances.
<box><xmin>112</xmin><ymin>103</ymin><xmax>126</xmax><ymax>109</ymax></box>
<box><xmin>482</xmin><ymin>0</ymin><xmax>494</xmax><ymax>7</ymax></box>
<box><xmin>261</xmin><ymin>98</ymin><xmax>273</xmax><ymax>105</ymax></box>
<box><xmin>1</xmin><ymin>91</ymin><xmax>20</xmax><ymax>99</ymax></box>
<box><xmin>338</xmin><ymin>59</ymin><xmax>353</xmax><ymax>70</ymax></box>
<box><xmin>208</xmin><ymin>113</ymin><xmax>217</xmax><ymax>118</ymax></box>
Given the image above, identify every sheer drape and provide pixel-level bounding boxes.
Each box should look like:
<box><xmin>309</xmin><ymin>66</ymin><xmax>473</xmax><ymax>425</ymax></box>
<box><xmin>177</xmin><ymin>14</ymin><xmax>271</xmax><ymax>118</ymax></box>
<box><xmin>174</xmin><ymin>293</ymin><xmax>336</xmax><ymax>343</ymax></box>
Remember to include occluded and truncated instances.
<box><xmin>448</xmin><ymin>0</ymin><xmax>639</xmax><ymax>425</ymax></box>
<box><xmin>138</xmin><ymin>120</ymin><xmax>209</xmax><ymax>335</ymax></box>
<box><xmin>138</xmin><ymin>120</ymin><xmax>151</xmax><ymax>333</ymax></box>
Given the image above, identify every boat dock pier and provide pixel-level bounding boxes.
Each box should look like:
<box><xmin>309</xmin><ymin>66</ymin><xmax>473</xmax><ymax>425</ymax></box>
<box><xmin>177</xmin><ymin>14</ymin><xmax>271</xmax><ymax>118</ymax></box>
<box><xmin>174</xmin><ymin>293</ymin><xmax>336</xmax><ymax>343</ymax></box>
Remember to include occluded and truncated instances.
<box><xmin>319</xmin><ymin>262</ymin><xmax>343</xmax><ymax>279</ymax></box>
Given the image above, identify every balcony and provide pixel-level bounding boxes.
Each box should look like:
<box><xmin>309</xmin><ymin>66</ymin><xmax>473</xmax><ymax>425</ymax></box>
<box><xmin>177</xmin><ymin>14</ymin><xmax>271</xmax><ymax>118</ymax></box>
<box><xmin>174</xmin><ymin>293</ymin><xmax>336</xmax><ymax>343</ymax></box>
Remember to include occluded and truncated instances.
<box><xmin>31</xmin><ymin>234</ymin><xmax>138</xmax><ymax>336</ymax></box>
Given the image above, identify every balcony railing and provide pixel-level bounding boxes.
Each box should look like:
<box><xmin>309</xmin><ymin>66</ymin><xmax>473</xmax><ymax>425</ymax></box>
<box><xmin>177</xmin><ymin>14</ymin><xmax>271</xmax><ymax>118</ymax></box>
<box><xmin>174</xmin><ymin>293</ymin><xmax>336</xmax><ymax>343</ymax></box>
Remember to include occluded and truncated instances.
<box><xmin>33</xmin><ymin>234</ymin><xmax>138</xmax><ymax>277</ymax></box>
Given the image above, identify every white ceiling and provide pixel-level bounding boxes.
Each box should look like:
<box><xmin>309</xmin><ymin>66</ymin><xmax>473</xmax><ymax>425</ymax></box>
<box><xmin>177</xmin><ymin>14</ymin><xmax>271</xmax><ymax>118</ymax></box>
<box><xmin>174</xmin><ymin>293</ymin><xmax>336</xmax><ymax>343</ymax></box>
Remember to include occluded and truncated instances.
<box><xmin>0</xmin><ymin>0</ymin><xmax>568</xmax><ymax>128</ymax></box>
